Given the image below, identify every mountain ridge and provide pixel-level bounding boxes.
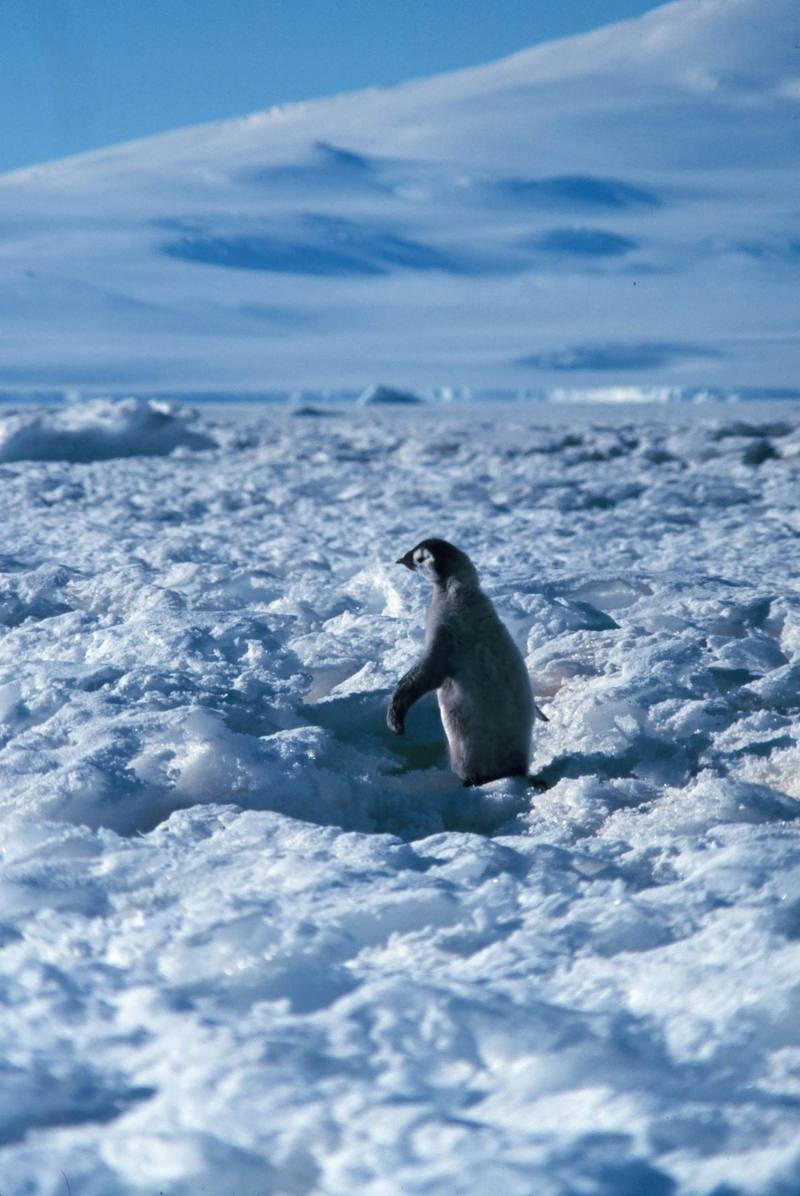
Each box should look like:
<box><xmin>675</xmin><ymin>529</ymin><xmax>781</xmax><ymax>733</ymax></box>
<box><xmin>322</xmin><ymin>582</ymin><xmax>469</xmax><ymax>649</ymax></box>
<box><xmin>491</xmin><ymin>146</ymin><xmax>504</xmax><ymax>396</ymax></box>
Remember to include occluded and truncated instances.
<box><xmin>0</xmin><ymin>0</ymin><xmax>797</xmax><ymax>393</ymax></box>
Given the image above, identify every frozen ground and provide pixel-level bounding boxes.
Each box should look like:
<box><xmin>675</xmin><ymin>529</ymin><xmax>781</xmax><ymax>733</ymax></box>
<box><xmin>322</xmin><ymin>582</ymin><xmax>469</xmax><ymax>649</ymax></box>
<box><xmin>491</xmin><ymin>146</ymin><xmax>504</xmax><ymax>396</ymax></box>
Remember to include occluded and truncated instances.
<box><xmin>1</xmin><ymin>397</ymin><xmax>800</xmax><ymax>1194</ymax></box>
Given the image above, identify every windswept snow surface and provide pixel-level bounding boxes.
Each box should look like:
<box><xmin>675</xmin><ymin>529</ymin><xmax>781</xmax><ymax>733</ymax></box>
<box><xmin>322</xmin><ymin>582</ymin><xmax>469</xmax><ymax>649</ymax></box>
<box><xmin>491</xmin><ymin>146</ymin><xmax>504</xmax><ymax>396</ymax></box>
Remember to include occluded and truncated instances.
<box><xmin>0</xmin><ymin>0</ymin><xmax>799</xmax><ymax>392</ymax></box>
<box><xmin>0</xmin><ymin>398</ymin><xmax>216</xmax><ymax>463</ymax></box>
<box><xmin>2</xmin><ymin>398</ymin><xmax>800</xmax><ymax>1194</ymax></box>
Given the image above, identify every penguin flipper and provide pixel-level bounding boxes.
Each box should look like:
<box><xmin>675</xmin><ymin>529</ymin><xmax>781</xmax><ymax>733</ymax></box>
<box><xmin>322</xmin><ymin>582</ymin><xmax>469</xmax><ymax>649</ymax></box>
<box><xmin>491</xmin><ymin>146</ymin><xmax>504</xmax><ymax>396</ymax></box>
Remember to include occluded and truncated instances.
<box><xmin>533</xmin><ymin>703</ymin><xmax>549</xmax><ymax>723</ymax></box>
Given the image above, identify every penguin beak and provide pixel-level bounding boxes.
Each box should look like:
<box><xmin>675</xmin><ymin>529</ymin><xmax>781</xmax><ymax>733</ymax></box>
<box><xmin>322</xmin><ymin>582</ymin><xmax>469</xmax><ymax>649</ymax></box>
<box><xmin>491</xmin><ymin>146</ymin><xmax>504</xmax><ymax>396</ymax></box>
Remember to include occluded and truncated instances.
<box><xmin>396</xmin><ymin>550</ymin><xmax>415</xmax><ymax>570</ymax></box>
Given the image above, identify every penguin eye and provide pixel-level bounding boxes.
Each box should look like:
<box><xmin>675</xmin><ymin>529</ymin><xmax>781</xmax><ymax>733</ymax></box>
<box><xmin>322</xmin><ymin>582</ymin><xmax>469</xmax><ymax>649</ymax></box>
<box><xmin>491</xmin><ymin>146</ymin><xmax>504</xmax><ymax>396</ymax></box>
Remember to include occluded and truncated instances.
<box><xmin>414</xmin><ymin>549</ymin><xmax>427</xmax><ymax>565</ymax></box>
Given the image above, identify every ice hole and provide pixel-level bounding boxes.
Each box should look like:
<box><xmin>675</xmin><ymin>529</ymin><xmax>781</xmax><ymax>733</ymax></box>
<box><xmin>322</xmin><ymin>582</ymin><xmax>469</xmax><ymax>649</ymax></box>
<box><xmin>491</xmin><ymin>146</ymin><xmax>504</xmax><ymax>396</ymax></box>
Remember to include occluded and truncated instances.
<box><xmin>563</xmin><ymin>577</ymin><xmax>653</xmax><ymax>613</ymax></box>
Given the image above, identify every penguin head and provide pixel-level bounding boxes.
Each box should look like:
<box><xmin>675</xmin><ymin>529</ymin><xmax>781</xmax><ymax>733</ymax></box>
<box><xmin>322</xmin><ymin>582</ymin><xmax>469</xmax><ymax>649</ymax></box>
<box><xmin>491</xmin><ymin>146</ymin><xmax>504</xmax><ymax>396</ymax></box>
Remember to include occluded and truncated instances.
<box><xmin>396</xmin><ymin>538</ymin><xmax>478</xmax><ymax>587</ymax></box>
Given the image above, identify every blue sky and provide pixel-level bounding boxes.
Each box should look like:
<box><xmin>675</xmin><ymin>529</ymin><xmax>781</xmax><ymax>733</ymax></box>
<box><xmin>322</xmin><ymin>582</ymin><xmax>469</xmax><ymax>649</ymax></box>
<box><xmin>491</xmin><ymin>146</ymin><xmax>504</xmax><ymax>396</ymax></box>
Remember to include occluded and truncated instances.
<box><xmin>2</xmin><ymin>0</ymin><xmax>660</xmax><ymax>174</ymax></box>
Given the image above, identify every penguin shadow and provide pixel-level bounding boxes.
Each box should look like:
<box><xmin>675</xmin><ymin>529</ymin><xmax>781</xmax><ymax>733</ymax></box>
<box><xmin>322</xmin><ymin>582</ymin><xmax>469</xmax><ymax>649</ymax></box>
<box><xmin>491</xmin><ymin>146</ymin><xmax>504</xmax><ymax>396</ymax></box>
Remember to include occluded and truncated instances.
<box><xmin>534</xmin><ymin>731</ymin><xmax>713</xmax><ymax>792</ymax></box>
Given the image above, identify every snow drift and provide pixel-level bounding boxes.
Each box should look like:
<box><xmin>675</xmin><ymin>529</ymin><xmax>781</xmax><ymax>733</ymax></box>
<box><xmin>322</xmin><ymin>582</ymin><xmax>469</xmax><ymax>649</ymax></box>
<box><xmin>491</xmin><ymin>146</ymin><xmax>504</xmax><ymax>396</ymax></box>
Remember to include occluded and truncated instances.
<box><xmin>0</xmin><ymin>397</ymin><xmax>215</xmax><ymax>462</ymax></box>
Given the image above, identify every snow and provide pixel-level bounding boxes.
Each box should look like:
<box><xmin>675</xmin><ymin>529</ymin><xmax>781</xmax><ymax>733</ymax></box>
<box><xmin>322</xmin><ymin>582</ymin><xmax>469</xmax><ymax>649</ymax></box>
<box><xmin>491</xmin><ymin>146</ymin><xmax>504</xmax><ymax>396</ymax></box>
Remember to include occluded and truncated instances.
<box><xmin>0</xmin><ymin>0</ymin><xmax>798</xmax><ymax>394</ymax></box>
<box><xmin>0</xmin><ymin>398</ymin><xmax>216</xmax><ymax>463</ymax></box>
<box><xmin>2</xmin><ymin>396</ymin><xmax>800</xmax><ymax>1194</ymax></box>
<box><xmin>0</xmin><ymin>0</ymin><xmax>798</xmax><ymax>1187</ymax></box>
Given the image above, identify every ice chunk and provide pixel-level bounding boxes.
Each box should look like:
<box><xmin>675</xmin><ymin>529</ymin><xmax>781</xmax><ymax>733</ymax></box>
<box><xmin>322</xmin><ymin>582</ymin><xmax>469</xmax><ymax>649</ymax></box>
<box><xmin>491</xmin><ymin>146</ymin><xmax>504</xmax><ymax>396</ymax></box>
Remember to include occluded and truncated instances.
<box><xmin>0</xmin><ymin>398</ymin><xmax>215</xmax><ymax>463</ymax></box>
<box><xmin>358</xmin><ymin>384</ymin><xmax>424</xmax><ymax>405</ymax></box>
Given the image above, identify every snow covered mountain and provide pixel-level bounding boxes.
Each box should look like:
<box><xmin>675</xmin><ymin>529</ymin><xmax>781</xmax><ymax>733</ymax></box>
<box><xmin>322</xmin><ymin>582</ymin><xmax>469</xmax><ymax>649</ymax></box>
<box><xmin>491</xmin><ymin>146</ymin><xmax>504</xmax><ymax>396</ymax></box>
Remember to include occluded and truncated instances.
<box><xmin>1</xmin><ymin>0</ymin><xmax>798</xmax><ymax>394</ymax></box>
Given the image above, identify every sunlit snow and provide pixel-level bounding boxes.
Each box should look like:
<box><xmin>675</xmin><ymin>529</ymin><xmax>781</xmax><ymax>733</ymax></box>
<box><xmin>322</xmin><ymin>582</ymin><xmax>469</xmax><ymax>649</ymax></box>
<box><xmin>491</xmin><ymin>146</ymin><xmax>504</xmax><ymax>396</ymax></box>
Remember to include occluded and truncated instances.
<box><xmin>1</xmin><ymin>0</ymin><xmax>799</xmax><ymax>1191</ymax></box>
<box><xmin>2</xmin><ymin>396</ymin><xmax>800</xmax><ymax>1194</ymax></box>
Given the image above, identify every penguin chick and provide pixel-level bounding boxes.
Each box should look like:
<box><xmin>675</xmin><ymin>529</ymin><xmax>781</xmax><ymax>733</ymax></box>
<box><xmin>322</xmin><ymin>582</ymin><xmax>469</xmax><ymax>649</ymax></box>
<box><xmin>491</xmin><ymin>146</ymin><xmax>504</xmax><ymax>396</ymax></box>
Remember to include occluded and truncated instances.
<box><xmin>387</xmin><ymin>538</ymin><xmax>542</xmax><ymax>786</ymax></box>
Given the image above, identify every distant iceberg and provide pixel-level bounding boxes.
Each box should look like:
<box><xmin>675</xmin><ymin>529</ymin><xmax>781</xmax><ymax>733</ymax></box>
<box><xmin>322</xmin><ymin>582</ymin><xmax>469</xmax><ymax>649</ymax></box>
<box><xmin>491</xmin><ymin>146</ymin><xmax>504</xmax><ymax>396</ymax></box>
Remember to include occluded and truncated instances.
<box><xmin>357</xmin><ymin>384</ymin><xmax>424</xmax><ymax>406</ymax></box>
<box><xmin>546</xmin><ymin>386</ymin><xmax>735</xmax><ymax>404</ymax></box>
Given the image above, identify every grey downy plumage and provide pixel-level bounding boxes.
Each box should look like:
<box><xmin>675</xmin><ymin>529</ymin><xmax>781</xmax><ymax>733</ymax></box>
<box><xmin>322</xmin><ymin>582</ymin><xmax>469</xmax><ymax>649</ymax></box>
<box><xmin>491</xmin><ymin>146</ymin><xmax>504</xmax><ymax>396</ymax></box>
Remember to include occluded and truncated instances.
<box><xmin>387</xmin><ymin>538</ymin><xmax>546</xmax><ymax>786</ymax></box>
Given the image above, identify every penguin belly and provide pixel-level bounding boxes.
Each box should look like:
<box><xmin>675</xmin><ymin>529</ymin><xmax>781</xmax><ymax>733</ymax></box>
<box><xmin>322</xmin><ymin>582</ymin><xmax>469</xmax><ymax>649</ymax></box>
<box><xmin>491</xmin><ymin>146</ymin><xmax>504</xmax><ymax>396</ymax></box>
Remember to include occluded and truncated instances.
<box><xmin>437</xmin><ymin>663</ymin><xmax>533</xmax><ymax>785</ymax></box>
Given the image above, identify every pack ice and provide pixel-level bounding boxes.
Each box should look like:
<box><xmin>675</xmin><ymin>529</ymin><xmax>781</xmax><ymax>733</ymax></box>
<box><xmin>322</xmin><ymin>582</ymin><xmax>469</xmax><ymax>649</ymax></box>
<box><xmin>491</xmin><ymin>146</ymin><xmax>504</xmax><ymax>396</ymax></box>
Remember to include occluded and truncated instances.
<box><xmin>1</xmin><ymin>394</ymin><xmax>800</xmax><ymax>1195</ymax></box>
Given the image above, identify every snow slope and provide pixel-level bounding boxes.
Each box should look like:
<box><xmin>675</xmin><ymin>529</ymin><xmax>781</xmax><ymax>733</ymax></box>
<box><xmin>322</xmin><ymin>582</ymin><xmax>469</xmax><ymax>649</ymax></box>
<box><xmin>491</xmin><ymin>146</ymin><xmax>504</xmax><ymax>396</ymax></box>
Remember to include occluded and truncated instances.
<box><xmin>2</xmin><ymin>397</ymin><xmax>800</xmax><ymax>1193</ymax></box>
<box><xmin>0</xmin><ymin>0</ymin><xmax>798</xmax><ymax>394</ymax></box>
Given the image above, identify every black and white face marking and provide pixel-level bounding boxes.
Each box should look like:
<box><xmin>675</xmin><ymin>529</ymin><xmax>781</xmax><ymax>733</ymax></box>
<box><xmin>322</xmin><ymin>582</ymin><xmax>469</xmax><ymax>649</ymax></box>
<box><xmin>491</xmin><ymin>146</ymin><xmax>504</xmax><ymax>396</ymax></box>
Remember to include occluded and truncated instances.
<box><xmin>397</xmin><ymin>543</ymin><xmax>437</xmax><ymax>580</ymax></box>
<box><xmin>396</xmin><ymin>538</ymin><xmax>473</xmax><ymax>586</ymax></box>
<box><xmin>411</xmin><ymin>545</ymin><xmax>437</xmax><ymax>581</ymax></box>
<box><xmin>397</xmin><ymin>545</ymin><xmax>434</xmax><ymax>578</ymax></box>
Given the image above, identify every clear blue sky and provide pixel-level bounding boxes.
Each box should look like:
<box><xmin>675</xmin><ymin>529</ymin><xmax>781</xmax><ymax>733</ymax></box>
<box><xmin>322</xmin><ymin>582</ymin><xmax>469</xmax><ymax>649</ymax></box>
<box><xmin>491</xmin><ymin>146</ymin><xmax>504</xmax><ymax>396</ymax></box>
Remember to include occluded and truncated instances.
<box><xmin>2</xmin><ymin>0</ymin><xmax>660</xmax><ymax>174</ymax></box>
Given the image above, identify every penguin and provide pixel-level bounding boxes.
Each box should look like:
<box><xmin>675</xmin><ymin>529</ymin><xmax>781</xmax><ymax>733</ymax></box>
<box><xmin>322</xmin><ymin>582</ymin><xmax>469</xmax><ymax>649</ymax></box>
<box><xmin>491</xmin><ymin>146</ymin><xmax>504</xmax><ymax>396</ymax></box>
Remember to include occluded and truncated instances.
<box><xmin>387</xmin><ymin>538</ymin><xmax>547</xmax><ymax>786</ymax></box>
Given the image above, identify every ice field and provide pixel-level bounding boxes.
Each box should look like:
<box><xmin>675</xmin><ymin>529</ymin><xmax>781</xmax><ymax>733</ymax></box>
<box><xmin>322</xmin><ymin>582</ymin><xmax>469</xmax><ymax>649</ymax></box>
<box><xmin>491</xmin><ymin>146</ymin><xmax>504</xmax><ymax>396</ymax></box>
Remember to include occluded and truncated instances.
<box><xmin>2</xmin><ymin>395</ymin><xmax>800</xmax><ymax>1195</ymax></box>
